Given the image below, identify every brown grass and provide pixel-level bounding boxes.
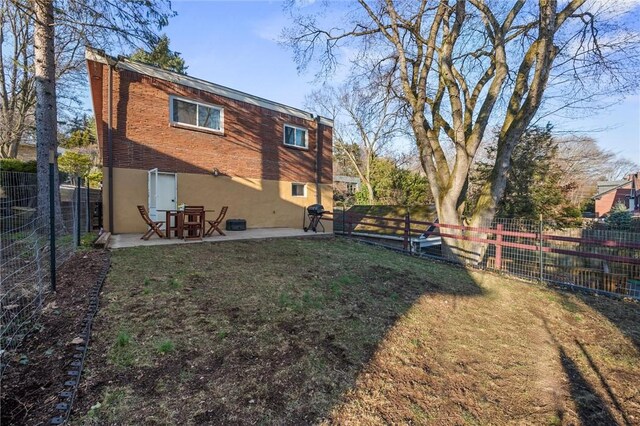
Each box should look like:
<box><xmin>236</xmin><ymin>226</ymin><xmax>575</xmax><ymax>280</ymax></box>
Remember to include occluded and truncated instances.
<box><xmin>73</xmin><ymin>237</ymin><xmax>639</xmax><ymax>425</ymax></box>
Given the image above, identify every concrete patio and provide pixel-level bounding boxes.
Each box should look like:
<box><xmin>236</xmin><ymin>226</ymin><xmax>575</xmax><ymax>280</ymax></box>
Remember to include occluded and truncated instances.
<box><xmin>108</xmin><ymin>227</ymin><xmax>330</xmax><ymax>249</ymax></box>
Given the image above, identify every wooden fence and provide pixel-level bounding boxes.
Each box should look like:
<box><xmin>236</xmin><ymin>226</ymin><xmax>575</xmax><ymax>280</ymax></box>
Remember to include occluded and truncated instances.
<box><xmin>324</xmin><ymin>210</ymin><xmax>640</xmax><ymax>299</ymax></box>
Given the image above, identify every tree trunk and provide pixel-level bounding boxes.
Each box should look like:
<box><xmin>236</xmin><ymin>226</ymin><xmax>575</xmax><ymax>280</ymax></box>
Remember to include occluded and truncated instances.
<box><xmin>8</xmin><ymin>136</ymin><xmax>19</xmax><ymax>157</ymax></box>
<box><xmin>33</xmin><ymin>0</ymin><xmax>61</xmax><ymax>226</ymax></box>
<box><xmin>365</xmin><ymin>181</ymin><xmax>374</xmax><ymax>204</ymax></box>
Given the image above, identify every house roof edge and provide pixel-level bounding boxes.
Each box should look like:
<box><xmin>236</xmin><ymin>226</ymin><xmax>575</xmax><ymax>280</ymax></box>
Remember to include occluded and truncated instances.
<box><xmin>85</xmin><ymin>46</ymin><xmax>332</xmax><ymax>125</ymax></box>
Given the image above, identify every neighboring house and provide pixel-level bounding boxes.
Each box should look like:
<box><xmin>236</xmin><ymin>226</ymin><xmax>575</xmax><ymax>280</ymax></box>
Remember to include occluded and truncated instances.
<box><xmin>85</xmin><ymin>48</ymin><xmax>333</xmax><ymax>234</ymax></box>
<box><xmin>334</xmin><ymin>175</ymin><xmax>361</xmax><ymax>196</ymax></box>
<box><xmin>16</xmin><ymin>142</ymin><xmax>37</xmax><ymax>161</ymax></box>
<box><xmin>593</xmin><ymin>172</ymin><xmax>640</xmax><ymax>217</ymax></box>
<box><xmin>16</xmin><ymin>140</ymin><xmax>65</xmax><ymax>162</ymax></box>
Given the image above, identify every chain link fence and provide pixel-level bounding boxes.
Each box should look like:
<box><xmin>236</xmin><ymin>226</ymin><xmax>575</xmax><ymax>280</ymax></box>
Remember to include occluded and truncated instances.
<box><xmin>0</xmin><ymin>170</ymin><xmax>98</xmax><ymax>375</ymax></box>
<box><xmin>332</xmin><ymin>207</ymin><xmax>640</xmax><ymax>300</ymax></box>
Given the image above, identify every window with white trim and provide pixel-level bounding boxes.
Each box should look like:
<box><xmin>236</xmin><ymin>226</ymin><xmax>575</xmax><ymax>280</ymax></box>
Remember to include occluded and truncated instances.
<box><xmin>284</xmin><ymin>124</ymin><xmax>307</xmax><ymax>148</ymax></box>
<box><xmin>291</xmin><ymin>183</ymin><xmax>306</xmax><ymax>197</ymax></box>
<box><xmin>346</xmin><ymin>182</ymin><xmax>357</xmax><ymax>195</ymax></box>
<box><xmin>171</xmin><ymin>96</ymin><xmax>223</xmax><ymax>132</ymax></box>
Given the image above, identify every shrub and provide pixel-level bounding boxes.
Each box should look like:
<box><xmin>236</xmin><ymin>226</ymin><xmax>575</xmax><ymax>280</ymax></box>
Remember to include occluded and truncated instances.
<box><xmin>605</xmin><ymin>202</ymin><xmax>632</xmax><ymax>230</ymax></box>
<box><xmin>0</xmin><ymin>159</ymin><xmax>37</xmax><ymax>173</ymax></box>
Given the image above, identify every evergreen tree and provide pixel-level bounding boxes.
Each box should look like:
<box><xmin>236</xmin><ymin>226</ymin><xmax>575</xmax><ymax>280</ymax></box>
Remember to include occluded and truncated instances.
<box><xmin>470</xmin><ymin>125</ymin><xmax>576</xmax><ymax>224</ymax></box>
<box><xmin>130</xmin><ymin>35</ymin><xmax>187</xmax><ymax>74</ymax></box>
<box><xmin>60</xmin><ymin>116</ymin><xmax>97</xmax><ymax>148</ymax></box>
<box><xmin>354</xmin><ymin>157</ymin><xmax>432</xmax><ymax>207</ymax></box>
<box><xmin>605</xmin><ymin>202</ymin><xmax>632</xmax><ymax>230</ymax></box>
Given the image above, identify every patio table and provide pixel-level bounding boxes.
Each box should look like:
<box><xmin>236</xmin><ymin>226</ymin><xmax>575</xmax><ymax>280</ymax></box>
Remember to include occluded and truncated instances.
<box><xmin>158</xmin><ymin>209</ymin><xmax>182</xmax><ymax>239</ymax></box>
<box><xmin>158</xmin><ymin>209</ymin><xmax>215</xmax><ymax>239</ymax></box>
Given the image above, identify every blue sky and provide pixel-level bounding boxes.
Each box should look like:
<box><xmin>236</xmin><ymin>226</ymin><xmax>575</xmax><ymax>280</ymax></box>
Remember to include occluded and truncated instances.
<box><xmin>163</xmin><ymin>0</ymin><xmax>639</xmax><ymax>163</ymax></box>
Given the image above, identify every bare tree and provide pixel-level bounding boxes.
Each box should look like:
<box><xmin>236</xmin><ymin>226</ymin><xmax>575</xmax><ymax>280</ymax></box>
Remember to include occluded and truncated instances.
<box><xmin>284</xmin><ymin>0</ymin><xmax>640</xmax><ymax>263</ymax></box>
<box><xmin>10</xmin><ymin>0</ymin><xmax>174</xmax><ymax>219</ymax></box>
<box><xmin>307</xmin><ymin>81</ymin><xmax>400</xmax><ymax>203</ymax></box>
<box><xmin>0</xmin><ymin>0</ymin><xmax>94</xmax><ymax>160</ymax></box>
<box><xmin>554</xmin><ymin>136</ymin><xmax>638</xmax><ymax>205</ymax></box>
<box><xmin>604</xmin><ymin>158</ymin><xmax>638</xmax><ymax>181</ymax></box>
<box><xmin>0</xmin><ymin>0</ymin><xmax>34</xmax><ymax>158</ymax></box>
<box><xmin>33</xmin><ymin>0</ymin><xmax>59</xmax><ymax>221</ymax></box>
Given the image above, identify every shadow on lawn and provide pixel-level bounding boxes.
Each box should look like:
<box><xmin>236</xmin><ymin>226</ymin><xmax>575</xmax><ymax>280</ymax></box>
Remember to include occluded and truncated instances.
<box><xmin>211</xmin><ymin>256</ymin><xmax>487</xmax><ymax>423</ymax></box>
<box><xmin>558</xmin><ymin>346</ymin><xmax>620</xmax><ymax>425</ymax></box>
<box><xmin>540</xmin><ymin>316</ymin><xmax>626</xmax><ymax>426</ymax></box>
<box><xmin>74</xmin><ymin>239</ymin><xmax>640</xmax><ymax>425</ymax></box>
<box><xmin>73</xmin><ymin>240</ymin><xmax>485</xmax><ymax>425</ymax></box>
<box><xmin>573</xmin><ymin>291</ymin><xmax>640</xmax><ymax>353</ymax></box>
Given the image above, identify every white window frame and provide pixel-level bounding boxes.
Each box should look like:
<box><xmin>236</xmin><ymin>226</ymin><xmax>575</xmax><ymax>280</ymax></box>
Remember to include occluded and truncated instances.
<box><xmin>346</xmin><ymin>182</ymin><xmax>357</xmax><ymax>195</ymax></box>
<box><xmin>169</xmin><ymin>95</ymin><xmax>224</xmax><ymax>134</ymax></box>
<box><xmin>283</xmin><ymin>124</ymin><xmax>308</xmax><ymax>149</ymax></box>
<box><xmin>291</xmin><ymin>183</ymin><xmax>306</xmax><ymax>197</ymax></box>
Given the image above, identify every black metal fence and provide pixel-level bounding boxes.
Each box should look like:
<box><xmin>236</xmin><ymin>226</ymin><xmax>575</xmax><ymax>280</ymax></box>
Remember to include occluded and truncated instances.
<box><xmin>0</xmin><ymin>170</ymin><xmax>101</xmax><ymax>375</ymax></box>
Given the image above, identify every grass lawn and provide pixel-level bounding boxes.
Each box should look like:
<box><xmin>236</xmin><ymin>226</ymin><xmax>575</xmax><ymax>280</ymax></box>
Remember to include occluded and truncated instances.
<box><xmin>74</xmin><ymin>238</ymin><xmax>640</xmax><ymax>425</ymax></box>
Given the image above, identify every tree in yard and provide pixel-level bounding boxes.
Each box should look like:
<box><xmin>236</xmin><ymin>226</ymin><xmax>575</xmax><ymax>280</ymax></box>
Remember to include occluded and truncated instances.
<box><xmin>0</xmin><ymin>0</ymin><xmax>34</xmax><ymax>158</ymax></box>
<box><xmin>0</xmin><ymin>0</ymin><xmax>98</xmax><ymax>160</ymax></box>
<box><xmin>33</xmin><ymin>0</ymin><xmax>60</xmax><ymax>222</ymax></box>
<box><xmin>307</xmin><ymin>81</ymin><xmax>400</xmax><ymax>204</ymax></box>
<box><xmin>20</xmin><ymin>0</ymin><xmax>175</xmax><ymax>221</ymax></box>
<box><xmin>59</xmin><ymin>115</ymin><xmax>96</xmax><ymax>149</ymax></box>
<box><xmin>554</xmin><ymin>136</ymin><xmax>639</xmax><ymax>207</ymax></box>
<box><xmin>57</xmin><ymin>151</ymin><xmax>91</xmax><ymax>182</ymax></box>
<box><xmin>469</xmin><ymin>124</ymin><xmax>578</xmax><ymax>226</ymax></box>
<box><xmin>130</xmin><ymin>34</ymin><xmax>187</xmax><ymax>74</ymax></box>
<box><xmin>355</xmin><ymin>156</ymin><xmax>432</xmax><ymax>206</ymax></box>
<box><xmin>58</xmin><ymin>114</ymin><xmax>100</xmax><ymax>185</ymax></box>
<box><xmin>605</xmin><ymin>202</ymin><xmax>632</xmax><ymax>230</ymax></box>
<box><xmin>284</xmin><ymin>0</ymin><xmax>640</xmax><ymax>263</ymax></box>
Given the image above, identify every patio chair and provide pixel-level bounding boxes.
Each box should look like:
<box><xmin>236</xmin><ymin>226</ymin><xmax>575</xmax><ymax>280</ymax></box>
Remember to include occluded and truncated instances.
<box><xmin>137</xmin><ymin>205</ymin><xmax>166</xmax><ymax>240</ymax></box>
<box><xmin>183</xmin><ymin>206</ymin><xmax>205</xmax><ymax>240</ymax></box>
<box><xmin>205</xmin><ymin>206</ymin><xmax>228</xmax><ymax>237</ymax></box>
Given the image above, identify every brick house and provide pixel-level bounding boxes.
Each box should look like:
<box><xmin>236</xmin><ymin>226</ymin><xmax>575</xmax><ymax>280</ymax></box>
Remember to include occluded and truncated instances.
<box><xmin>593</xmin><ymin>172</ymin><xmax>640</xmax><ymax>217</ymax></box>
<box><xmin>85</xmin><ymin>48</ymin><xmax>333</xmax><ymax>233</ymax></box>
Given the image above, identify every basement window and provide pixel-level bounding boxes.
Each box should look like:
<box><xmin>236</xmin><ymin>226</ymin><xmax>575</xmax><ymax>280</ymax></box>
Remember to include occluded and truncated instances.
<box><xmin>170</xmin><ymin>96</ymin><xmax>223</xmax><ymax>132</ymax></box>
<box><xmin>284</xmin><ymin>124</ymin><xmax>307</xmax><ymax>148</ymax></box>
<box><xmin>292</xmin><ymin>183</ymin><xmax>306</xmax><ymax>197</ymax></box>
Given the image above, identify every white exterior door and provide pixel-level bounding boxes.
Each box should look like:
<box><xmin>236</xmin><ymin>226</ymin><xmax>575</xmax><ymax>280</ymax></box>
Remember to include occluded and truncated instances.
<box><xmin>148</xmin><ymin>168</ymin><xmax>159</xmax><ymax>220</ymax></box>
<box><xmin>148</xmin><ymin>169</ymin><xmax>177</xmax><ymax>226</ymax></box>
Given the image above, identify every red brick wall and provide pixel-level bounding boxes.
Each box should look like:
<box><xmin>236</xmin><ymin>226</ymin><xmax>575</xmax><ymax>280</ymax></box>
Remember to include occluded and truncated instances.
<box><xmin>595</xmin><ymin>186</ymin><xmax>631</xmax><ymax>217</ymax></box>
<box><xmin>89</xmin><ymin>61</ymin><xmax>333</xmax><ymax>183</ymax></box>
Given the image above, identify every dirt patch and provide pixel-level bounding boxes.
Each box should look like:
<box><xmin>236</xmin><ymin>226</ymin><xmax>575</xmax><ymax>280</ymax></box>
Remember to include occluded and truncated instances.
<box><xmin>0</xmin><ymin>250</ymin><xmax>109</xmax><ymax>425</ymax></box>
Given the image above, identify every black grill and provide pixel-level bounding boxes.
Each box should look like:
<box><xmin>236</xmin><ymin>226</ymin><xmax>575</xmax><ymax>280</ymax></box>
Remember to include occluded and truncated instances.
<box><xmin>307</xmin><ymin>204</ymin><xmax>325</xmax><ymax>216</ymax></box>
<box><xmin>304</xmin><ymin>204</ymin><xmax>326</xmax><ymax>232</ymax></box>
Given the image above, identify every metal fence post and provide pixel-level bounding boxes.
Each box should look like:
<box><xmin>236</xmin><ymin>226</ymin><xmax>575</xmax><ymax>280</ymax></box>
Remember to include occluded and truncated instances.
<box><xmin>49</xmin><ymin>150</ymin><xmax>56</xmax><ymax>292</ymax></box>
<box><xmin>76</xmin><ymin>176</ymin><xmax>82</xmax><ymax>247</ymax></box>
<box><xmin>86</xmin><ymin>182</ymin><xmax>91</xmax><ymax>232</ymax></box>
<box><xmin>539</xmin><ymin>214</ymin><xmax>544</xmax><ymax>283</ymax></box>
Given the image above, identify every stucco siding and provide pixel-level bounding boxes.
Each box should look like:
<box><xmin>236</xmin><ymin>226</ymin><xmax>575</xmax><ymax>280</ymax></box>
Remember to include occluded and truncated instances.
<box><xmin>103</xmin><ymin>167</ymin><xmax>333</xmax><ymax>234</ymax></box>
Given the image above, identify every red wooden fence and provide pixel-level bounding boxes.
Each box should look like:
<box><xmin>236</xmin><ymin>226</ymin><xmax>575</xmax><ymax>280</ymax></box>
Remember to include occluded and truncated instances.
<box><xmin>322</xmin><ymin>210</ymin><xmax>640</xmax><ymax>298</ymax></box>
<box><xmin>324</xmin><ymin>210</ymin><xmax>640</xmax><ymax>266</ymax></box>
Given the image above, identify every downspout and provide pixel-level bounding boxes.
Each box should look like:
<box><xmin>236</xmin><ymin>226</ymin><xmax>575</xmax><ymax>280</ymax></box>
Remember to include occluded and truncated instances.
<box><xmin>107</xmin><ymin>62</ymin><xmax>114</xmax><ymax>233</ymax></box>
<box><xmin>315</xmin><ymin>116</ymin><xmax>322</xmax><ymax>205</ymax></box>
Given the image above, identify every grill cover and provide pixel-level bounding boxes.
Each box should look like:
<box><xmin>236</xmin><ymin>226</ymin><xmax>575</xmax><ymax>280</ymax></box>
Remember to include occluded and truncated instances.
<box><xmin>307</xmin><ymin>204</ymin><xmax>325</xmax><ymax>215</ymax></box>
